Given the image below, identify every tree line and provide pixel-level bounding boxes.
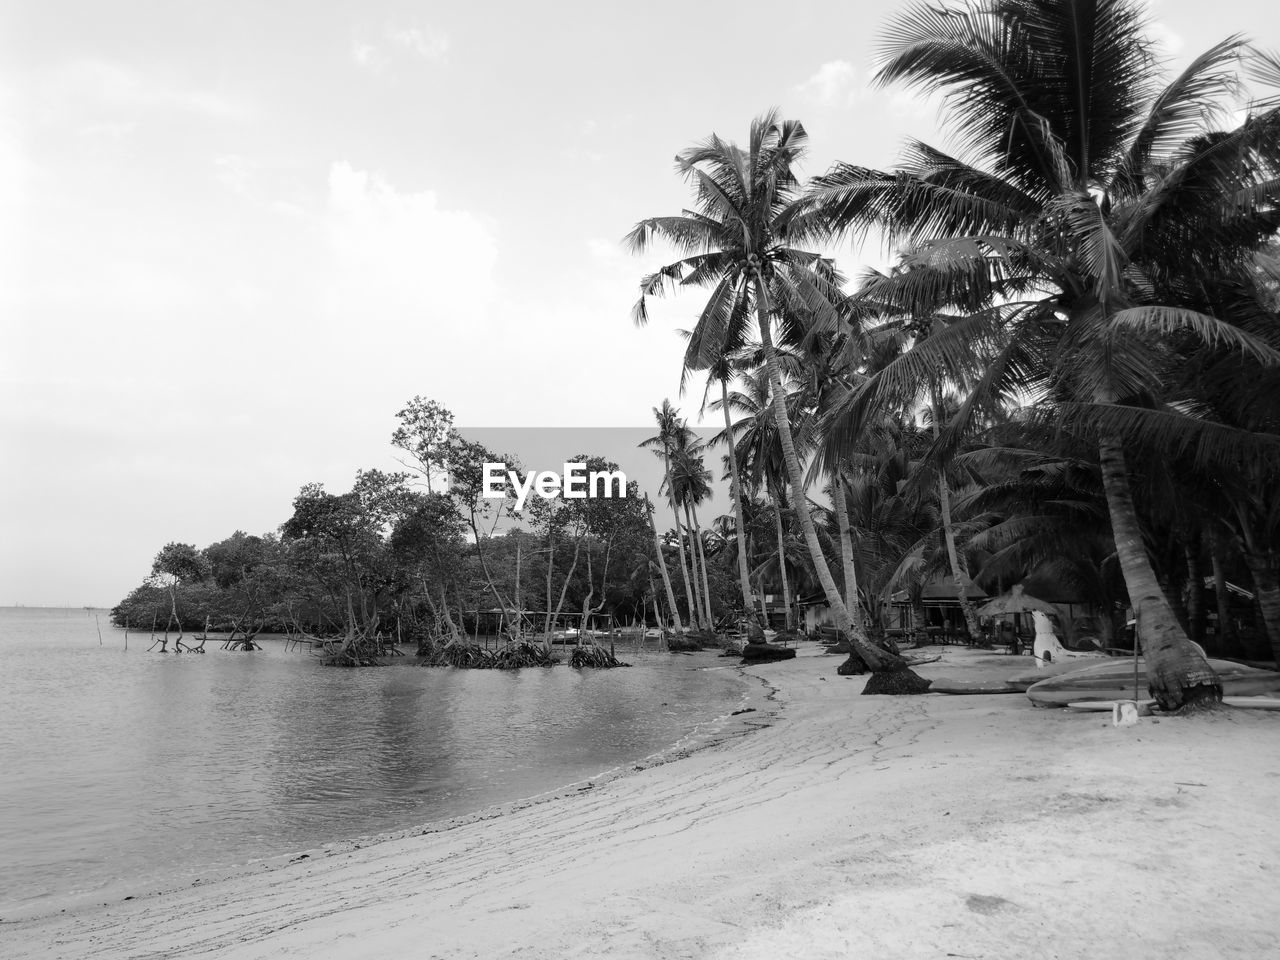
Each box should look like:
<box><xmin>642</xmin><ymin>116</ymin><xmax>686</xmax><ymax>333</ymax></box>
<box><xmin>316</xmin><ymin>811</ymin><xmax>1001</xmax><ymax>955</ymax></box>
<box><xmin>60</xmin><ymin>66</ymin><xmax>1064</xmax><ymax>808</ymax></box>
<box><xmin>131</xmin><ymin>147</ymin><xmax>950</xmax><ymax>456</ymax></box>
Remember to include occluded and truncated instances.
<box><xmin>627</xmin><ymin>0</ymin><xmax>1280</xmax><ymax>705</ymax></box>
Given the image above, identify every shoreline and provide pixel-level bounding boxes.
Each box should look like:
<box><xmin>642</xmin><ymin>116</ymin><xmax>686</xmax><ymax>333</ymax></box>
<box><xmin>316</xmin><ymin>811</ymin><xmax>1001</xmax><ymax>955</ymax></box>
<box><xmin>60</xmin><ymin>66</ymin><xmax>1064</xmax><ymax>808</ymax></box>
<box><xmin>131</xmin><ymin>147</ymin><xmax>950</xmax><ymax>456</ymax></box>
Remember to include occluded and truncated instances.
<box><xmin>0</xmin><ymin>652</ymin><xmax>776</xmax><ymax>926</ymax></box>
<box><xmin>4</xmin><ymin>646</ymin><xmax>1279</xmax><ymax>958</ymax></box>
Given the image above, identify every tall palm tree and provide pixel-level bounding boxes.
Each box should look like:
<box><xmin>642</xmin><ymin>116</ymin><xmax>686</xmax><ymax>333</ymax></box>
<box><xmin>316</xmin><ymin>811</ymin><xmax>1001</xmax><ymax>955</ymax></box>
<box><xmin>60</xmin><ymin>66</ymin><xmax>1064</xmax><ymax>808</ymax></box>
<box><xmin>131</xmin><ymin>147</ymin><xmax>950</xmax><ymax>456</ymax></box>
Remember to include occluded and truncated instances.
<box><xmin>644</xmin><ymin>495</ymin><xmax>684</xmax><ymax>634</ymax></box>
<box><xmin>669</xmin><ymin>438</ymin><xmax>716</xmax><ymax>628</ymax></box>
<box><xmin>714</xmin><ymin>363</ymin><xmax>799</xmax><ymax>629</ymax></box>
<box><xmin>628</xmin><ymin>111</ymin><xmax>925</xmax><ymax>686</ymax></box>
<box><xmin>641</xmin><ymin>401</ymin><xmax>704</xmax><ymax>632</ymax></box>
<box><xmin>928</xmin><ymin>391</ymin><xmax>985</xmax><ymax>641</ymax></box>
<box><xmin>810</xmin><ymin>0</ymin><xmax>1280</xmax><ymax>707</ymax></box>
<box><xmin>700</xmin><ymin>357</ymin><xmax>767</xmax><ymax>629</ymax></box>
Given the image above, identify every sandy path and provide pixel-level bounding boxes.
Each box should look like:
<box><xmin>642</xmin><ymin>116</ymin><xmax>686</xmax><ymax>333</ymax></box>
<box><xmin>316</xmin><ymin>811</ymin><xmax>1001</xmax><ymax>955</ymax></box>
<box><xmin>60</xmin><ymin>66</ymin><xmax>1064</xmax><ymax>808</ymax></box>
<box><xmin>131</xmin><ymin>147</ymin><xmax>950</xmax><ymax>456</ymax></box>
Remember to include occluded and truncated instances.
<box><xmin>3</xmin><ymin>647</ymin><xmax>1278</xmax><ymax>959</ymax></box>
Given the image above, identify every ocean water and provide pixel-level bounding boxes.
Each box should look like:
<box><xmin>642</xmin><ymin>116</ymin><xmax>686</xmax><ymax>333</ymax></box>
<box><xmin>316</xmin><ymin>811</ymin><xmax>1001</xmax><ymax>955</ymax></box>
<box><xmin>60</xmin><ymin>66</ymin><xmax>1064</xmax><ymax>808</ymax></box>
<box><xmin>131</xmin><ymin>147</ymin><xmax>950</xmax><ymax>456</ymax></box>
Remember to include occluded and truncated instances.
<box><xmin>0</xmin><ymin>608</ymin><xmax>747</xmax><ymax>917</ymax></box>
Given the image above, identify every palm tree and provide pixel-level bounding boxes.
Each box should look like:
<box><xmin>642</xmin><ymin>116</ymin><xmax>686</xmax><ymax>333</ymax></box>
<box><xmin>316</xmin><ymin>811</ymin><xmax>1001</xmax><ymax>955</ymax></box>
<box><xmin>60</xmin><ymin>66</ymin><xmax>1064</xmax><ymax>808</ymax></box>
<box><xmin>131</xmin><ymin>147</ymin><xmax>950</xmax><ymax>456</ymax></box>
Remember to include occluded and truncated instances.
<box><xmin>669</xmin><ymin>438</ymin><xmax>716</xmax><ymax>628</ymax></box>
<box><xmin>714</xmin><ymin>363</ymin><xmax>799</xmax><ymax>630</ymax></box>
<box><xmin>641</xmin><ymin>401</ymin><xmax>703</xmax><ymax>632</ymax></box>
<box><xmin>700</xmin><ymin>357</ymin><xmax>767</xmax><ymax>629</ymax></box>
<box><xmin>809</xmin><ymin>0</ymin><xmax>1280</xmax><ymax>707</ymax></box>
<box><xmin>927</xmin><ymin>391</ymin><xmax>985</xmax><ymax>642</ymax></box>
<box><xmin>644</xmin><ymin>495</ymin><xmax>684</xmax><ymax>635</ymax></box>
<box><xmin>628</xmin><ymin>111</ymin><xmax>925</xmax><ymax>687</ymax></box>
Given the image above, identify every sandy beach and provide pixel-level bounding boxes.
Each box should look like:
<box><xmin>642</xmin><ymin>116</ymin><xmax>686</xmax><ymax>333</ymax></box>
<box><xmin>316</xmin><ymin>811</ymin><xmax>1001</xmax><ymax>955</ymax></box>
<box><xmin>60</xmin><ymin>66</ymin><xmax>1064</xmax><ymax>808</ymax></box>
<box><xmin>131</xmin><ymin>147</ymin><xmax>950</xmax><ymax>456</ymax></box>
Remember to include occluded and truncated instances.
<box><xmin>4</xmin><ymin>645</ymin><xmax>1278</xmax><ymax>960</ymax></box>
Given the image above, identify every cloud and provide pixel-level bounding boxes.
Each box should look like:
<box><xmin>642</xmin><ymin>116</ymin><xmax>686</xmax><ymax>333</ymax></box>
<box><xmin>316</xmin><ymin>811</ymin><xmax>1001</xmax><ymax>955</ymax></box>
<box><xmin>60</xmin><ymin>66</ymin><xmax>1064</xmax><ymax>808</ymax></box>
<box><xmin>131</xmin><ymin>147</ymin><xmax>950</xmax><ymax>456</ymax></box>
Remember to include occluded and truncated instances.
<box><xmin>351</xmin><ymin>42</ymin><xmax>388</xmax><ymax>73</ymax></box>
<box><xmin>390</xmin><ymin>26</ymin><xmax>450</xmax><ymax>61</ymax></box>
<box><xmin>353</xmin><ymin>23</ymin><xmax>450</xmax><ymax>74</ymax></box>
<box><xmin>52</xmin><ymin>59</ymin><xmax>250</xmax><ymax>120</ymax></box>
<box><xmin>1140</xmin><ymin>0</ymin><xmax>1184</xmax><ymax>55</ymax></box>
<box><xmin>323</xmin><ymin>162</ymin><xmax>498</xmax><ymax>322</ymax></box>
<box><xmin>796</xmin><ymin>60</ymin><xmax>861</xmax><ymax>107</ymax></box>
<box><xmin>213</xmin><ymin>154</ymin><xmax>255</xmax><ymax>196</ymax></box>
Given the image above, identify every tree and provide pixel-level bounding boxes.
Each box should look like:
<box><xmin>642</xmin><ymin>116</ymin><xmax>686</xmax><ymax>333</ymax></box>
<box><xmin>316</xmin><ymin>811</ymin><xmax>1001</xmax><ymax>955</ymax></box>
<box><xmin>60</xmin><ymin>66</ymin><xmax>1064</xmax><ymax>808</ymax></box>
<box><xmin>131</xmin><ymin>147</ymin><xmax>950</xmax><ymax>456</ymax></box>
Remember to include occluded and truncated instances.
<box><xmin>391</xmin><ymin>396</ymin><xmax>456</xmax><ymax>494</ymax></box>
<box><xmin>149</xmin><ymin>542</ymin><xmax>209</xmax><ymax>650</ymax></box>
<box><xmin>641</xmin><ymin>401</ymin><xmax>705</xmax><ymax>632</ymax></box>
<box><xmin>628</xmin><ymin>111</ymin><xmax>926</xmax><ymax>689</ymax></box>
<box><xmin>701</xmin><ymin>357</ymin><xmax>767</xmax><ymax>629</ymax></box>
<box><xmin>809</xmin><ymin>0</ymin><xmax>1280</xmax><ymax>707</ymax></box>
<box><xmin>280</xmin><ymin>470</ymin><xmax>415</xmax><ymax>664</ymax></box>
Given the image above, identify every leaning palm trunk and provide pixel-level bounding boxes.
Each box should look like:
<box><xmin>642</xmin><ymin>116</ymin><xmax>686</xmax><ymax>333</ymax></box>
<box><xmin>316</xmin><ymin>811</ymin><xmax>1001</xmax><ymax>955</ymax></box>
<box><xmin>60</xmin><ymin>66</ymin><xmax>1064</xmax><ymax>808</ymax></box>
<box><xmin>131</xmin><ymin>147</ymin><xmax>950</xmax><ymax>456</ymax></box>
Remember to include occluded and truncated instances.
<box><xmin>932</xmin><ymin>407</ymin><xmax>983</xmax><ymax>642</ymax></box>
<box><xmin>723</xmin><ymin>378</ymin><xmax>765</xmax><ymax>627</ymax></box>
<box><xmin>682</xmin><ymin>502</ymin><xmax>707</xmax><ymax>631</ymax></box>
<box><xmin>689</xmin><ymin>505</ymin><xmax>715</xmax><ymax>629</ymax></box>
<box><xmin>1185</xmin><ymin>538</ymin><xmax>1206</xmax><ymax>645</ymax></box>
<box><xmin>1209</xmin><ymin>528</ymin><xmax>1238</xmax><ymax>656</ymax></box>
<box><xmin>937</xmin><ymin>474</ymin><xmax>983</xmax><ymax>642</ymax></box>
<box><xmin>663</xmin><ymin>453</ymin><xmax>702</xmax><ymax>630</ymax></box>
<box><xmin>1098</xmin><ymin>434</ymin><xmax>1219</xmax><ymax>709</ymax></box>
<box><xmin>647</xmin><ymin>499</ymin><xmax>684</xmax><ymax>634</ymax></box>
<box><xmin>831</xmin><ymin>473</ymin><xmax>866</xmax><ymax>637</ymax></box>
<box><xmin>756</xmin><ymin>283</ymin><xmax>918</xmax><ymax>685</ymax></box>
<box><xmin>771</xmin><ymin>492</ymin><xmax>793</xmax><ymax>631</ymax></box>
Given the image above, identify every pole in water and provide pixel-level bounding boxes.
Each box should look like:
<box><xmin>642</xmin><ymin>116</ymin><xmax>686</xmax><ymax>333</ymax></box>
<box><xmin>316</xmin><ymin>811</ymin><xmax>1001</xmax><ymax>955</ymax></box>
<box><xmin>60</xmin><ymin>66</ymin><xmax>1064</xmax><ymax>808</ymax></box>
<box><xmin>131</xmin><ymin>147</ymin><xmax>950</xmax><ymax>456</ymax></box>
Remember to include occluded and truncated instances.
<box><xmin>96</xmin><ymin>615</ymin><xmax>103</xmax><ymax>645</ymax></box>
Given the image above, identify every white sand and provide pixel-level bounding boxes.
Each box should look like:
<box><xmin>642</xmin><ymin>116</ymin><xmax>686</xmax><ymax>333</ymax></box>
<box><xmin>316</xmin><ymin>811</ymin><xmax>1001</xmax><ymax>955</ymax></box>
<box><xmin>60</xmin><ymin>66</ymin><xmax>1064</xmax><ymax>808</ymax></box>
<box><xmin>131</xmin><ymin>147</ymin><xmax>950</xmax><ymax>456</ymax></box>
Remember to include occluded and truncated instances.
<box><xmin>4</xmin><ymin>646</ymin><xmax>1278</xmax><ymax>959</ymax></box>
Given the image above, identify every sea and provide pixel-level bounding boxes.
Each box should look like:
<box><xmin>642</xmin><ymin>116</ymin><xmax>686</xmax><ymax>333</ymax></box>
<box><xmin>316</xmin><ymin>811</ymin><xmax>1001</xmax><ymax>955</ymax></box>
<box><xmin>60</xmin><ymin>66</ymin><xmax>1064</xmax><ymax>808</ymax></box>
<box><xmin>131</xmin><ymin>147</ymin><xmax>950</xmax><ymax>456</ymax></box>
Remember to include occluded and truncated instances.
<box><xmin>0</xmin><ymin>607</ymin><xmax>749</xmax><ymax>919</ymax></box>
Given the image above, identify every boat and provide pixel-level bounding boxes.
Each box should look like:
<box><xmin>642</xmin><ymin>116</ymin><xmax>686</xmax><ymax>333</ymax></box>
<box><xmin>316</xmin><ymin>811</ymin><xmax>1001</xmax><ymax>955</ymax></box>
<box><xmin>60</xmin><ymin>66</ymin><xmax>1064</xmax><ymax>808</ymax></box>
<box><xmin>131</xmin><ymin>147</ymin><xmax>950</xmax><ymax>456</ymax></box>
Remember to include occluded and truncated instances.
<box><xmin>1025</xmin><ymin>658</ymin><xmax>1280</xmax><ymax>707</ymax></box>
<box><xmin>928</xmin><ymin>677</ymin><xmax>1025</xmax><ymax>695</ymax></box>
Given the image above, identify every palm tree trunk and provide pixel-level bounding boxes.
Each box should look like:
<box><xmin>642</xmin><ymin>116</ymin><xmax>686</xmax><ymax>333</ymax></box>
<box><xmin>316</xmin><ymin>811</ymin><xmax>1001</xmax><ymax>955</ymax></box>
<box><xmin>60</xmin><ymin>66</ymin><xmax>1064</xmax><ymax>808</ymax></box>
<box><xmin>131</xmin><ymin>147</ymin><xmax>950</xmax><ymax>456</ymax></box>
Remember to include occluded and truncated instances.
<box><xmin>831</xmin><ymin>473</ymin><xmax>865</xmax><ymax>636</ymax></box>
<box><xmin>755</xmin><ymin>279</ymin><xmax>917</xmax><ymax>685</ymax></box>
<box><xmin>1185</xmin><ymin>534</ymin><xmax>1206</xmax><ymax>645</ymax></box>
<box><xmin>647</xmin><ymin>499</ymin><xmax>683</xmax><ymax>633</ymax></box>
<box><xmin>689</xmin><ymin>505</ymin><xmax>715</xmax><ymax>629</ymax></box>
<box><xmin>771</xmin><ymin>493</ymin><xmax>793</xmax><ymax>632</ymax></box>
<box><xmin>682</xmin><ymin>502</ymin><xmax>706</xmax><ymax>631</ymax></box>
<box><xmin>1098</xmin><ymin>433</ymin><xmax>1219</xmax><ymax>709</ymax></box>
<box><xmin>932</xmin><ymin>406</ymin><xmax>982</xmax><ymax>642</ymax></box>
<box><xmin>1208</xmin><ymin>528</ymin><xmax>1237</xmax><ymax>657</ymax></box>
<box><xmin>663</xmin><ymin>452</ymin><xmax>701</xmax><ymax>631</ymax></box>
<box><xmin>723</xmin><ymin>379</ymin><xmax>765</xmax><ymax>628</ymax></box>
<box><xmin>1240</xmin><ymin>551</ymin><xmax>1280</xmax><ymax>667</ymax></box>
<box><xmin>911</xmin><ymin>588</ymin><xmax>928</xmax><ymax>646</ymax></box>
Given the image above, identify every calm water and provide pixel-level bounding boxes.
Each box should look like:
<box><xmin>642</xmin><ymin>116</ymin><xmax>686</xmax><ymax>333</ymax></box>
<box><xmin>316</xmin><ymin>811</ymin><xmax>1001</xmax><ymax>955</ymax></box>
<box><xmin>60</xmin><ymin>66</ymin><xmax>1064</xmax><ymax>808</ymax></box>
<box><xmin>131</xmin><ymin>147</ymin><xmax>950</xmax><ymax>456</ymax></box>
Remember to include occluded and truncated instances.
<box><xmin>0</xmin><ymin>608</ymin><xmax>747</xmax><ymax>917</ymax></box>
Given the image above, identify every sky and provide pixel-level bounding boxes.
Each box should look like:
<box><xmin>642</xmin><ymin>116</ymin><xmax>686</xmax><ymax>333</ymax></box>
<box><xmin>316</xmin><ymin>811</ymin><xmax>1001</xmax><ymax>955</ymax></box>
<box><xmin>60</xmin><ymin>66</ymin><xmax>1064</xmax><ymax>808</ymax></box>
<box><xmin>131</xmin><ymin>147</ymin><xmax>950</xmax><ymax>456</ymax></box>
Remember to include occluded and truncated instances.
<box><xmin>1</xmin><ymin>0</ymin><xmax>1273</xmax><ymax>606</ymax></box>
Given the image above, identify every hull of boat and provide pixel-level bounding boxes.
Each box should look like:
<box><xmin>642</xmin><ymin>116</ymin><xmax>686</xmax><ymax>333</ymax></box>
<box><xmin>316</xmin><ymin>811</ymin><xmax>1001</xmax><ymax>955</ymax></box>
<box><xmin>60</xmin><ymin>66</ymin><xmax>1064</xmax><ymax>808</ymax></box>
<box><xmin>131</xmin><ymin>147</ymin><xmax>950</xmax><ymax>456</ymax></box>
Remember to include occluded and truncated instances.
<box><xmin>1026</xmin><ymin>658</ymin><xmax>1280</xmax><ymax>707</ymax></box>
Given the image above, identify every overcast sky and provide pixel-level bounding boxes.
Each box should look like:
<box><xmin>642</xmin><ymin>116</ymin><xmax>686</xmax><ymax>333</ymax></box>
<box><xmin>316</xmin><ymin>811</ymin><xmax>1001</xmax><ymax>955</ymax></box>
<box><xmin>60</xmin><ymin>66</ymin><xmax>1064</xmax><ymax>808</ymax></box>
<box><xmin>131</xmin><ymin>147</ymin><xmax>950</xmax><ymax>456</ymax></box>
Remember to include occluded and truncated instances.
<box><xmin>2</xmin><ymin>0</ymin><xmax>1272</xmax><ymax>606</ymax></box>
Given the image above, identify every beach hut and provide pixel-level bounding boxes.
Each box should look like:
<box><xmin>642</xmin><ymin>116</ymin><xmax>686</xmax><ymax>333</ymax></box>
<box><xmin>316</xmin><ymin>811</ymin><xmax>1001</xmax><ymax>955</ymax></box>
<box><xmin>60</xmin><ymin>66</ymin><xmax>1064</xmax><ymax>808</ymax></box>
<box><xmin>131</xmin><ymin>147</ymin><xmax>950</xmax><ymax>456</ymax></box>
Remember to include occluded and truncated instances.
<box><xmin>888</xmin><ymin>575</ymin><xmax>988</xmax><ymax>641</ymax></box>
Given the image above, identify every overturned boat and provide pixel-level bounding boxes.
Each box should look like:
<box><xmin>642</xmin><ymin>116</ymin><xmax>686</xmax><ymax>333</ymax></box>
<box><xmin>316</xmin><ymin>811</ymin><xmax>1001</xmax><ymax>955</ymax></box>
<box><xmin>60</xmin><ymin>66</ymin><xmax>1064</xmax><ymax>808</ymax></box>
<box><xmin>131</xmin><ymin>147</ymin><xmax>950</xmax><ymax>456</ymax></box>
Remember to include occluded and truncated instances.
<box><xmin>1025</xmin><ymin>659</ymin><xmax>1280</xmax><ymax>707</ymax></box>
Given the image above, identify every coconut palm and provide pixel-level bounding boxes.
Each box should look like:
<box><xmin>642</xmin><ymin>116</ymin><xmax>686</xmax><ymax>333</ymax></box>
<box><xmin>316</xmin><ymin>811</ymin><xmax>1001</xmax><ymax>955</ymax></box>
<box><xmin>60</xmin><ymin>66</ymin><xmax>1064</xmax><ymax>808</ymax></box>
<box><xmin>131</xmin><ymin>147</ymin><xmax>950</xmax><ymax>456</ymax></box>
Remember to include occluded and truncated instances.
<box><xmin>699</xmin><ymin>356</ymin><xmax>767</xmax><ymax>629</ymax></box>
<box><xmin>643</xmin><ymin>494</ymin><xmax>684</xmax><ymax>635</ymax></box>
<box><xmin>628</xmin><ymin>111</ymin><xmax>925</xmax><ymax>686</ymax></box>
<box><xmin>668</xmin><ymin>438</ymin><xmax>716</xmax><ymax>628</ymax></box>
<box><xmin>713</xmin><ymin>363</ymin><xmax>801</xmax><ymax>629</ymax></box>
<box><xmin>641</xmin><ymin>401</ymin><xmax>704</xmax><ymax>632</ymax></box>
<box><xmin>808</xmin><ymin>0</ymin><xmax>1280</xmax><ymax>707</ymax></box>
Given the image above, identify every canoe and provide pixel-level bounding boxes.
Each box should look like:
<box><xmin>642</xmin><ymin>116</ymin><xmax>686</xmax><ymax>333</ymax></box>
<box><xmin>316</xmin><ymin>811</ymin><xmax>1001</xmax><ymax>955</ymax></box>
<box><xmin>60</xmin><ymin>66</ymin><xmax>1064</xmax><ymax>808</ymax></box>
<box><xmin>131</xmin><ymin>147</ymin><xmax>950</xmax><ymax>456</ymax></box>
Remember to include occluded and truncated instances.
<box><xmin>1222</xmin><ymin>697</ymin><xmax>1280</xmax><ymax>711</ymax></box>
<box><xmin>1026</xmin><ymin>658</ymin><xmax>1280</xmax><ymax>707</ymax></box>
<box><xmin>1005</xmin><ymin>658</ymin><xmax>1115</xmax><ymax>691</ymax></box>
<box><xmin>929</xmin><ymin>678</ymin><xmax>1024</xmax><ymax>695</ymax></box>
